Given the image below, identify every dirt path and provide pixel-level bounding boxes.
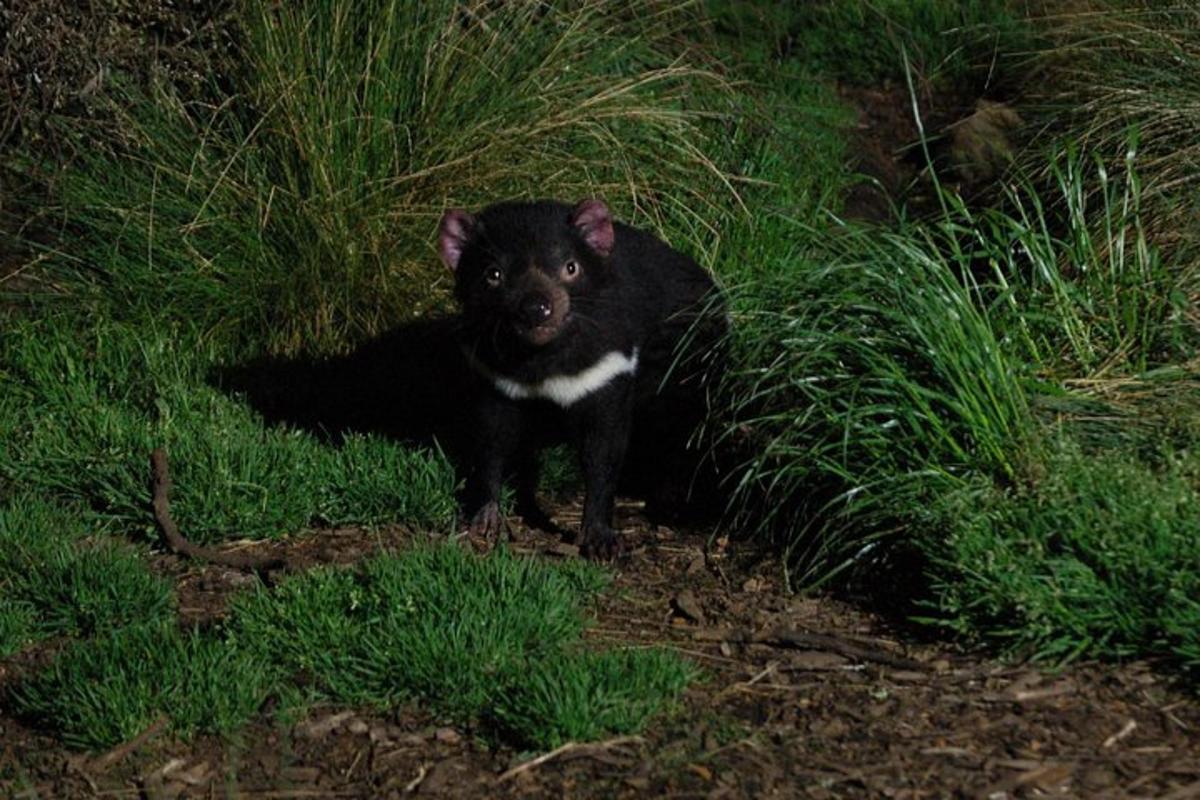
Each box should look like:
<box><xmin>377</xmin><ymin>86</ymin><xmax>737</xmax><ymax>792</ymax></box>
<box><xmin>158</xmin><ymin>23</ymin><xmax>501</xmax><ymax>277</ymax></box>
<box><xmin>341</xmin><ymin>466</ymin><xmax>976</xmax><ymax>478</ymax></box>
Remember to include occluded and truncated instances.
<box><xmin>3</xmin><ymin>500</ymin><xmax>1198</xmax><ymax>798</ymax></box>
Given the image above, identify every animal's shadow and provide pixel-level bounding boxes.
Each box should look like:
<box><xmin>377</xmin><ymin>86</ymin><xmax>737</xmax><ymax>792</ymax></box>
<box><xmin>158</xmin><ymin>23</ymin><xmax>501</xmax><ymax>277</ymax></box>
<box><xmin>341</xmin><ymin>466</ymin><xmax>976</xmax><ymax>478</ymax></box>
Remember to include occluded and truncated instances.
<box><xmin>213</xmin><ymin>317</ymin><xmax>477</xmax><ymax>471</ymax></box>
<box><xmin>212</xmin><ymin>316</ymin><xmax>722</xmax><ymax>527</ymax></box>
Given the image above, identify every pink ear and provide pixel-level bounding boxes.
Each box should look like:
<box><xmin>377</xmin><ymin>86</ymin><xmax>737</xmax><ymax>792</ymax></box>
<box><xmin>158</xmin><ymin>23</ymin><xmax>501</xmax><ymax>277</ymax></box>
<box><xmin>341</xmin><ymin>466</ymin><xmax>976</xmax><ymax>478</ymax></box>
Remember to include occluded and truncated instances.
<box><xmin>571</xmin><ymin>199</ymin><xmax>614</xmax><ymax>257</ymax></box>
<box><xmin>438</xmin><ymin>209</ymin><xmax>475</xmax><ymax>272</ymax></box>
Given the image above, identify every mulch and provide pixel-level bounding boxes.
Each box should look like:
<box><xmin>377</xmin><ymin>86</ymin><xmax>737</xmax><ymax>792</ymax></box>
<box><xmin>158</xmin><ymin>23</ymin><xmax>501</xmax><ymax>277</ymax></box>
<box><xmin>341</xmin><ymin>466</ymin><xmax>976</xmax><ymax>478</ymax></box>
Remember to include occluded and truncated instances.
<box><xmin>2</xmin><ymin>499</ymin><xmax>1198</xmax><ymax>799</ymax></box>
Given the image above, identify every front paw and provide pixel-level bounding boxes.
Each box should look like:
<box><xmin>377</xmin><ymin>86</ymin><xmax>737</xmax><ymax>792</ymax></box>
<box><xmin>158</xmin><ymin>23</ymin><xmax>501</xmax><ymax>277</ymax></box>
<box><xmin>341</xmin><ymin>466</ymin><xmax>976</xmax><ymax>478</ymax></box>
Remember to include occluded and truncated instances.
<box><xmin>467</xmin><ymin>501</ymin><xmax>503</xmax><ymax>548</ymax></box>
<box><xmin>579</xmin><ymin>525</ymin><xmax>624</xmax><ymax>561</ymax></box>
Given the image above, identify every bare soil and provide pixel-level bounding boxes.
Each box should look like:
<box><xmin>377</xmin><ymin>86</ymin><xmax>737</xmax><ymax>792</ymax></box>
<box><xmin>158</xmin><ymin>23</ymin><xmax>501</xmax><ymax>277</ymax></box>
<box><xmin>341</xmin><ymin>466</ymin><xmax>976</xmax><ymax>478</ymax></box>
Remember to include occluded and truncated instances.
<box><xmin>2</xmin><ymin>499</ymin><xmax>1198</xmax><ymax>799</ymax></box>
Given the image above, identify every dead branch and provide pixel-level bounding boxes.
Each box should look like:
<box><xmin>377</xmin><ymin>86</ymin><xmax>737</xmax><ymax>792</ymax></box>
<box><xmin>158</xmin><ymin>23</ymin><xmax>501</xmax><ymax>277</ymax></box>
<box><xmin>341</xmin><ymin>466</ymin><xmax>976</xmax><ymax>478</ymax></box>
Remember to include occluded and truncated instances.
<box><xmin>752</xmin><ymin>629</ymin><xmax>926</xmax><ymax>671</ymax></box>
<box><xmin>695</xmin><ymin>626</ymin><xmax>926</xmax><ymax>672</ymax></box>
<box><xmin>150</xmin><ymin>448</ymin><xmax>284</xmax><ymax>572</ymax></box>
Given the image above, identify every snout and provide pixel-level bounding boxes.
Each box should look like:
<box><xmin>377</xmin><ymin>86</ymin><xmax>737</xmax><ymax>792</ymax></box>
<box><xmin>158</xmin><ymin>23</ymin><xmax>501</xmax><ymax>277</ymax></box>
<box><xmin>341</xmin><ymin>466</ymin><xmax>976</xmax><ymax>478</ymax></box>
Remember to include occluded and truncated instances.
<box><xmin>518</xmin><ymin>292</ymin><xmax>554</xmax><ymax>328</ymax></box>
<box><xmin>509</xmin><ymin>285</ymin><xmax>570</xmax><ymax>346</ymax></box>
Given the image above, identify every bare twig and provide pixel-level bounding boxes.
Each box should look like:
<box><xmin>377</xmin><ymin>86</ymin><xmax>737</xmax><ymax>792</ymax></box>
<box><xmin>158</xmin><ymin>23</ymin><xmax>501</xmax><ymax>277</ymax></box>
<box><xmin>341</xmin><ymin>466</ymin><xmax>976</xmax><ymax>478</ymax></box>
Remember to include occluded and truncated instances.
<box><xmin>150</xmin><ymin>448</ymin><xmax>284</xmax><ymax>571</ymax></box>
<box><xmin>87</xmin><ymin>714</ymin><xmax>169</xmax><ymax>772</ymax></box>
<box><xmin>403</xmin><ymin>763</ymin><xmax>428</xmax><ymax>793</ymax></box>
<box><xmin>496</xmin><ymin>736</ymin><xmax>643</xmax><ymax>783</ymax></box>
<box><xmin>1103</xmin><ymin>719</ymin><xmax>1138</xmax><ymax>748</ymax></box>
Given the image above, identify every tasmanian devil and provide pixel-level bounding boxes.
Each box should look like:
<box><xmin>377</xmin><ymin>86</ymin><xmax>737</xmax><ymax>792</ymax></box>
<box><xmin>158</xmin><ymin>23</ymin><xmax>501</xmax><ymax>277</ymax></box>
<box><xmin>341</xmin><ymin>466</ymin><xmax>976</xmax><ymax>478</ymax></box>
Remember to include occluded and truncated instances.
<box><xmin>437</xmin><ymin>198</ymin><xmax>725</xmax><ymax>559</ymax></box>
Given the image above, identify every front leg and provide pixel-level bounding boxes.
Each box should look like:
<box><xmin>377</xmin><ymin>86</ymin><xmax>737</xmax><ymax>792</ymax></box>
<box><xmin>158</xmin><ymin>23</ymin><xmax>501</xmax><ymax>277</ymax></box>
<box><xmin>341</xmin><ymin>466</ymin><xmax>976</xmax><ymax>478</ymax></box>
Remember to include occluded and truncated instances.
<box><xmin>573</xmin><ymin>383</ymin><xmax>635</xmax><ymax>560</ymax></box>
<box><xmin>467</xmin><ymin>392</ymin><xmax>524</xmax><ymax>543</ymax></box>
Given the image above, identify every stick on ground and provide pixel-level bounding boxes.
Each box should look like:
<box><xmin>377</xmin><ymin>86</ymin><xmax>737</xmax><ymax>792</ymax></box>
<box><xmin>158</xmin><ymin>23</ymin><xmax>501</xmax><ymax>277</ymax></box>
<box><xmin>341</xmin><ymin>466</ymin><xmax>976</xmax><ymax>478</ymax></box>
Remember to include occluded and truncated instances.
<box><xmin>87</xmin><ymin>714</ymin><xmax>169</xmax><ymax>772</ymax></box>
<box><xmin>496</xmin><ymin>736</ymin><xmax>643</xmax><ymax>783</ymax></box>
<box><xmin>150</xmin><ymin>448</ymin><xmax>284</xmax><ymax>572</ymax></box>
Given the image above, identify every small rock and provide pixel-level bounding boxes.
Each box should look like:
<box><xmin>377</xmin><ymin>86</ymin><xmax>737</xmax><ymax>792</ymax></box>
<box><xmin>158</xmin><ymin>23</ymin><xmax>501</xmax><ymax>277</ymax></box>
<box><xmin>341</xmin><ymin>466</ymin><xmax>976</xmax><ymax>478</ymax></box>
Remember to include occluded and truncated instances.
<box><xmin>165</xmin><ymin>760</ymin><xmax>211</xmax><ymax>786</ymax></box>
<box><xmin>347</xmin><ymin>719</ymin><xmax>369</xmax><ymax>736</ymax></box>
<box><xmin>672</xmin><ymin>589</ymin><xmax>706</xmax><ymax>624</ymax></box>
<box><xmin>741</xmin><ymin>577</ymin><xmax>763</xmax><ymax>593</ymax></box>
<box><xmin>295</xmin><ymin>710</ymin><xmax>355</xmax><ymax>739</ymax></box>
<box><xmin>434</xmin><ymin>727</ymin><xmax>461</xmax><ymax>745</ymax></box>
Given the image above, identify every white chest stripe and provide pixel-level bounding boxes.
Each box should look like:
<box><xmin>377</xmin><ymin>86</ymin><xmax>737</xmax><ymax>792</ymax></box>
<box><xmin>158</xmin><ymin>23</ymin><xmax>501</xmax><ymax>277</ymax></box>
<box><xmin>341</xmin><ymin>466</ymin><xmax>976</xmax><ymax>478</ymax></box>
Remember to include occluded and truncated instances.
<box><xmin>472</xmin><ymin>349</ymin><xmax>639</xmax><ymax>408</ymax></box>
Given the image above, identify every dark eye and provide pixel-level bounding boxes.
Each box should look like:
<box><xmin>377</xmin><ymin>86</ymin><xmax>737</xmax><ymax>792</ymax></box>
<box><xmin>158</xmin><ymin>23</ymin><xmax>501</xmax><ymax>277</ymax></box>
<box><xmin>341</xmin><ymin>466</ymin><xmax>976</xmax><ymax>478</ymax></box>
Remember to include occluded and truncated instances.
<box><xmin>561</xmin><ymin>260</ymin><xmax>580</xmax><ymax>280</ymax></box>
<box><xmin>484</xmin><ymin>266</ymin><xmax>503</xmax><ymax>287</ymax></box>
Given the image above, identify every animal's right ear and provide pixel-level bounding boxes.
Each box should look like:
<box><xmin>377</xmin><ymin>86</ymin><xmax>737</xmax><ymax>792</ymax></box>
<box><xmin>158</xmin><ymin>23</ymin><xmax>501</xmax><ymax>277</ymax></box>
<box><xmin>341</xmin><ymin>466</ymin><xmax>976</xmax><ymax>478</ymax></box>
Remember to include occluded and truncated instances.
<box><xmin>438</xmin><ymin>209</ymin><xmax>475</xmax><ymax>272</ymax></box>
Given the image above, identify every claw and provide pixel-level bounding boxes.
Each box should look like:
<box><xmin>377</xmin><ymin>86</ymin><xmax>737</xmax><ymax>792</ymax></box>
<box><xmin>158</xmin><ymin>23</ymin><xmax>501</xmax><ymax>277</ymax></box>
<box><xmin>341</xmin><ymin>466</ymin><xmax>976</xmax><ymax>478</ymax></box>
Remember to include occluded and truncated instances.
<box><xmin>579</xmin><ymin>525</ymin><xmax>624</xmax><ymax>561</ymax></box>
<box><xmin>467</xmin><ymin>501</ymin><xmax>503</xmax><ymax>550</ymax></box>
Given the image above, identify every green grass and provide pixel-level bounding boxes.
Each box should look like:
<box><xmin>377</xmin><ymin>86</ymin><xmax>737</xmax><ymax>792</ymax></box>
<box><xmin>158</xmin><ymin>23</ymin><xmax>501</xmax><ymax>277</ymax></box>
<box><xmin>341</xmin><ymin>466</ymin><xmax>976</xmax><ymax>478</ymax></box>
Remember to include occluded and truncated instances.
<box><xmin>0</xmin><ymin>316</ymin><xmax>457</xmax><ymax>543</ymax></box>
<box><xmin>12</xmin><ymin>619</ymin><xmax>272</xmax><ymax>750</ymax></box>
<box><xmin>971</xmin><ymin>142</ymin><xmax>1183</xmax><ymax>375</ymax></box>
<box><xmin>493</xmin><ymin>648</ymin><xmax>698</xmax><ymax>750</ymax></box>
<box><xmin>18</xmin><ymin>0</ymin><xmax>736</xmax><ymax>357</ymax></box>
<box><xmin>0</xmin><ymin>498</ymin><xmax>173</xmax><ymax>656</ymax></box>
<box><xmin>712</xmin><ymin>94</ymin><xmax>1200</xmax><ymax>684</ymax></box>
<box><xmin>13</xmin><ymin>545</ymin><xmax>694</xmax><ymax>751</ymax></box>
<box><xmin>920</xmin><ymin>442</ymin><xmax>1200</xmax><ymax>671</ymax></box>
<box><xmin>2</xmin><ymin>1</ymin><xmax>725</xmax><ymax>753</ymax></box>
<box><xmin>1025</xmin><ymin>3</ymin><xmax>1200</xmax><ymax>257</ymax></box>
<box><xmin>714</xmin><ymin>218</ymin><xmax>1035</xmax><ymax>588</ymax></box>
<box><xmin>0</xmin><ymin>603</ymin><xmax>37</xmax><ymax>659</ymax></box>
<box><xmin>227</xmin><ymin>545</ymin><xmax>611</xmax><ymax>722</ymax></box>
<box><xmin>709</xmin><ymin>0</ymin><xmax>1028</xmax><ymax>89</ymax></box>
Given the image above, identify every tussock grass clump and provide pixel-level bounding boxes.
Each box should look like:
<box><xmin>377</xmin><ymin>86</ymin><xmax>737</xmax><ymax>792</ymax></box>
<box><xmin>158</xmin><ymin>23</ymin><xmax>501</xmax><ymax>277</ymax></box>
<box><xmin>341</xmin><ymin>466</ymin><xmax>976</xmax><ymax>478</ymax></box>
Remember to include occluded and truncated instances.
<box><xmin>0</xmin><ymin>498</ymin><xmax>172</xmax><ymax>656</ymax></box>
<box><xmin>24</xmin><ymin>0</ymin><xmax>733</xmax><ymax>356</ymax></box>
<box><xmin>717</xmin><ymin>222</ymin><xmax>1034</xmax><ymax>587</ymax></box>
<box><xmin>973</xmin><ymin>144</ymin><xmax>1184</xmax><ymax>375</ymax></box>
<box><xmin>921</xmin><ymin>443</ymin><xmax>1200</xmax><ymax>671</ymax></box>
<box><xmin>0</xmin><ymin>317</ymin><xmax>457</xmax><ymax>542</ymax></box>
<box><xmin>1023</xmin><ymin>4</ymin><xmax>1200</xmax><ymax>336</ymax></box>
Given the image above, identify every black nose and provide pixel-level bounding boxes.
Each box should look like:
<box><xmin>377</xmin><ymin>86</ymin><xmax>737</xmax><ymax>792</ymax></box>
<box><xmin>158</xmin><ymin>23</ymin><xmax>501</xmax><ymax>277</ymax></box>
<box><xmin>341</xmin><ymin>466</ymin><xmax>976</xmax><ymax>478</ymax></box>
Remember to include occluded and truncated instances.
<box><xmin>519</xmin><ymin>292</ymin><xmax>553</xmax><ymax>326</ymax></box>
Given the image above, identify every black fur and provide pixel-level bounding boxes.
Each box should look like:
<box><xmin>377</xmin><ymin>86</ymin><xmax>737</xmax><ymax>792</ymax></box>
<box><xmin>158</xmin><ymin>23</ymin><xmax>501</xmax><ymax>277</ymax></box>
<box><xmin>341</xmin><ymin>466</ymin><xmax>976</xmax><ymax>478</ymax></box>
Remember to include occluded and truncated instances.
<box><xmin>440</xmin><ymin>199</ymin><xmax>725</xmax><ymax>559</ymax></box>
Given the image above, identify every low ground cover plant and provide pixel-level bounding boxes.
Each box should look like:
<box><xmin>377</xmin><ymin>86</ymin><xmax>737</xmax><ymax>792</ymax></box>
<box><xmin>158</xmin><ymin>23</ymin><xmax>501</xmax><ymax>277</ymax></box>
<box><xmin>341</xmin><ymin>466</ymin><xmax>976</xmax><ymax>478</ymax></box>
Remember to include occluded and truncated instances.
<box><xmin>13</xmin><ymin>544</ymin><xmax>696</xmax><ymax>750</ymax></box>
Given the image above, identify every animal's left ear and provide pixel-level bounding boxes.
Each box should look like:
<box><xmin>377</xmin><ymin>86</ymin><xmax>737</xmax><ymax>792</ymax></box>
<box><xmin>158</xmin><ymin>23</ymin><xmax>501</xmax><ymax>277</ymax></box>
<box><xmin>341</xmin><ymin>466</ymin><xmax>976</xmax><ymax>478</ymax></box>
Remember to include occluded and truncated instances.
<box><xmin>571</xmin><ymin>199</ymin><xmax>614</xmax><ymax>258</ymax></box>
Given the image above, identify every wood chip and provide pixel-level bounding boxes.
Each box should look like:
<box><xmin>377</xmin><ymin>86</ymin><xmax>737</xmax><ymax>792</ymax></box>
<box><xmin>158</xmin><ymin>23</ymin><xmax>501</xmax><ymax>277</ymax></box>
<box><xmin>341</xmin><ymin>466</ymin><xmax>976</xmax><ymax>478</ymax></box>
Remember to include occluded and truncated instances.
<box><xmin>1012</xmin><ymin>682</ymin><xmax>1075</xmax><ymax>702</ymax></box>
<box><xmin>1103</xmin><ymin>719</ymin><xmax>1137</xmax><ymax>748</ymax></box>
<box><xmin>789</xmin><ymin>650</ymin><xmax>850</xmax><ymax>670</ymax></box>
